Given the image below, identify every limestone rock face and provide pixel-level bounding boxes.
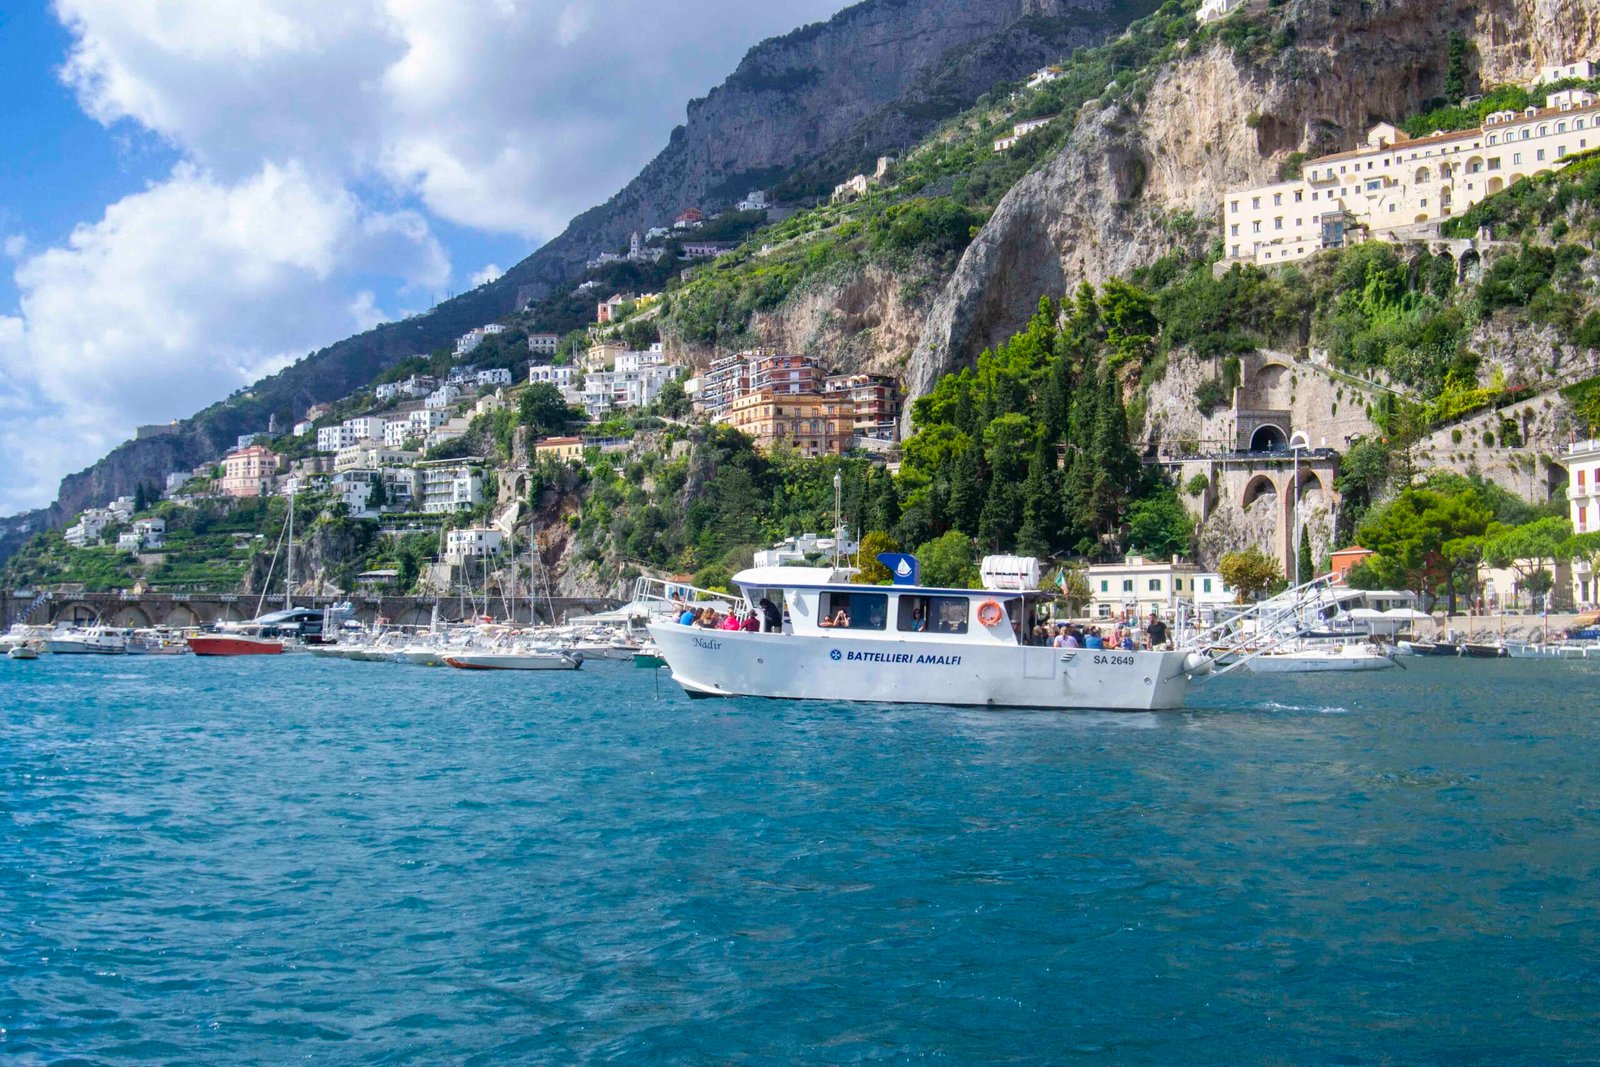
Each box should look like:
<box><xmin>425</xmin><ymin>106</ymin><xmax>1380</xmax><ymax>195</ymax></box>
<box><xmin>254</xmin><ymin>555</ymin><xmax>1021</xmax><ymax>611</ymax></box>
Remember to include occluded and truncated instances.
<box><xmin>900</xmin><ymin>0</ymin><xmax>1600</xmax><ymax>429</ymax></box>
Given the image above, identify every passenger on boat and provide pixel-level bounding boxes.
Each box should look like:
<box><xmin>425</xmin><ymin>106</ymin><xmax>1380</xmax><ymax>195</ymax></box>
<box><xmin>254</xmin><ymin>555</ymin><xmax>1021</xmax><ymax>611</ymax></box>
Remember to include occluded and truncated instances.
<box><xmin>758</xmin><ymin>597</ymin><xmax>781</xmax><ymax>633</ymax></box>
<box><xmin>1147</xmin><ymin>613</ymin><xmax>1169</xmax><ymax>649</ymax></box>
<box><xmin>909</xmin><ymin>607</ymin><xmax>926</xmax><ymax>632</ymax></box>
<box><xmin>696</xmin><ymin>609</ymin><xmax>720</xmax><ymax>628</ymax></box>
<box><xmin>1084</xmin><ymin>629</ymin><xmax>1105</xmax><ymax>650</ymax></box>
<box><xmin>719</xmin><ymin>612</ymin><xmax>742</xmax><ymax>631</ymax></box>
<box><xmin>820</xmin><ymin>608</ymin><xmax>850</xmax><ymax>628</ymax></box>
<box><xmin>741</xmin><ymin>614</ymin><xmax>760</xmax><ymax>632</ymax></box>
<box><xmin>678</xmin><ymin>606</ymin><xmax>697</xmax><ymax>626</ymax></box>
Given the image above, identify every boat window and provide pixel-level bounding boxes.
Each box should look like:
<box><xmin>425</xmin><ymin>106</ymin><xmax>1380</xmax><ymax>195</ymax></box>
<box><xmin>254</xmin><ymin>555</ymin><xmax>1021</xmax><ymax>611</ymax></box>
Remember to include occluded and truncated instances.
<box><xmin>819</xmin><ymin>591</ymin><xmax>888</xmax><ymax>630</ymax></box>
<box><xmin>896</xmin><ymin>595</ymin><xmax>969</xmax><ymax>634</ymax></box>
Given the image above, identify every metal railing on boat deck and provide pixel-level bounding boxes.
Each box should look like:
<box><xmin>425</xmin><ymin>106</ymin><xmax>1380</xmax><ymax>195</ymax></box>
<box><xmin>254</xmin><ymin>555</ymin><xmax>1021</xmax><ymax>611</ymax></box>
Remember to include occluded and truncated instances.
<box><xmin>1186</xmin><ymin>573</ymin><xmax>1343</xmax><ymax>678</ymax></box>
<box><xmin>632</xmin><ymin>576</ymin><xmax>738</xmax><ymax>611</ymax></box>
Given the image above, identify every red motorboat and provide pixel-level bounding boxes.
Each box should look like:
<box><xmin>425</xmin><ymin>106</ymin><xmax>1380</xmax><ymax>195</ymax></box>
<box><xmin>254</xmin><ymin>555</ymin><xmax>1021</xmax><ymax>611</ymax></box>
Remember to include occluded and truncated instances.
<box><xmin>187</xmin><ymin>630</ymin><xmax>286</xmax><ymax>656</ymax></box>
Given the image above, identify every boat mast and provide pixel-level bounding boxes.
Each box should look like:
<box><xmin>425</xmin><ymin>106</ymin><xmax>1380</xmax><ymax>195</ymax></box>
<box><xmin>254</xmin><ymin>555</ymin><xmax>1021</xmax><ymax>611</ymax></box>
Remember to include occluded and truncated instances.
<box><xmin>285</xmin><ymin>489</ymin><xmax>295</xmax><ymax>610</ymax></box>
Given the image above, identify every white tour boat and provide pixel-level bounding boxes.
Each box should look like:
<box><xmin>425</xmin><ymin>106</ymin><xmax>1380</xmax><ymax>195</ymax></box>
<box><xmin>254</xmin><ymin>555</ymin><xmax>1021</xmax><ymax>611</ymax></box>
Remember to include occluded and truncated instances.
<box><xmin>1241</xmin><ymin>640</ymin><xmax>1397</xmax><ymax>673</ymax></box>
<box><xmin>647</xmin><ymin>556</ymin><xmax>1212</xmax><ymax>712</ymax></box>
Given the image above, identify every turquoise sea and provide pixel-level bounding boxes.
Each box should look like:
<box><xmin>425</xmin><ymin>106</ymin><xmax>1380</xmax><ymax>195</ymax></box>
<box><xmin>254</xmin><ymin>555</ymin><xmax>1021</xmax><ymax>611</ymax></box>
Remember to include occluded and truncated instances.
<box><xmin>3</xmin><ymin>654</ymin><xmax>1599</xmax><ymax>1063</ymax></box>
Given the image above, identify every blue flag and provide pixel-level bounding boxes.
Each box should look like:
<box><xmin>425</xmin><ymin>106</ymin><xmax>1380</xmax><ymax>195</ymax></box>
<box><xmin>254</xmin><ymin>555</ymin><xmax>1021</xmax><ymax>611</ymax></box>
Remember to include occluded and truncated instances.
<box><xmin>877</xmin><ymin>553</ymin><xmax>921</xmax><ymax>586</ymax></box>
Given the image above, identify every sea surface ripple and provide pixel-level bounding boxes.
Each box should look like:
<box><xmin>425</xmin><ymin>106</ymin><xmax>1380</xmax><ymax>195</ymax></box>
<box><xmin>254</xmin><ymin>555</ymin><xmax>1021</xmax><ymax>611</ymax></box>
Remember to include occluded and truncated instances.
<box><xmin>3</xmin><ymin>654</ymin><xmax>1599</xmax><ymax>1063</ymax></box>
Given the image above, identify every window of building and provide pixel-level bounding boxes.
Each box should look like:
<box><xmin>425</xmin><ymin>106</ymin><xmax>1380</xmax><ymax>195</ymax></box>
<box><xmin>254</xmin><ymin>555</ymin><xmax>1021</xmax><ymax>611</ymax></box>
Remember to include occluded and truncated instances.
<box><xmin>819</xmin><ymin>591</ymin><xmax>888</xmax><ymax>630</ymax></box>
<box><xmin>1366</xmin><ymin>179</ymin><xmax>1382</xmax><ymax>191</ymax></box>
<box><xmin>1253</xmin><ymin>221</ymin><xmax>1261</xmax><ymax>233</ymax></box>
<box><xmin>897</xmin><ymin>595</ymin><xmax>969</xmax><ymax>634</ymax></box>
<box><xmin>1274</xmin><ymin>217</ymin><xmax>1283</xmax><ymax>230</ymax></box>
<box><xmin>1294</xmin><ymin>190</ymin><xmax>1303</xmax><ymax>202</ymax></box>
<box><xmin>1203</xmin><ymin>578</ymin><xmax>1213</xmax><ymax>593</ymax></box>
<box><xmin>1538</xmin><ymin>149</ymin><xmax>1547</xmax><ymax>160</ymax></box>
<box><xmin>1230</xmin><ymin>200</ymin><xmax>1239</xmax><ymax>212</ymax></box>
<box><xmin>1100</xmin><ymin>580</ymin><xmax>1108</xmax><ymax>593</ymax></box>
<box><xmin>1273</xmin><ymin>192</ymin><xmax>1282</xmax><ymax>206</ymax></box>
<box><xmin>1174</xmin><ymin>579</ymin><xmax>1183</xmax><ymax>592</ymax></box>
<box><xmin>1230</xmin><ymin>223</ymin><xmax>1239</xmax><ymax>235</ymax></box>
<box><xmin>1148</xmin><ymin>579</ymin><xmax>1162</xmax><ymax>592</ymax></box>
<box><xmin>1513</xmin><ymin>152</ymin><xmax>1522</xmax><ymax>164</ymax></box>
<box><xmin>1252</xmin><ymin>196</ymin><xmax>1261</xmax><ymax>208</ymax></box>
<box><xmin>1521</xmin><ymin>129</ymin><xmax>1530</xmax><ymax>140</ymax></box>
<box><xmin>1539</xmin><ymin>125</ymin><xmax>1548</xmax><ymax>136</ymax></box>
<box><xmin>1122</xmin><ymin>579</ymin><xmax>1134</xmax><ymax>593</ymax></box>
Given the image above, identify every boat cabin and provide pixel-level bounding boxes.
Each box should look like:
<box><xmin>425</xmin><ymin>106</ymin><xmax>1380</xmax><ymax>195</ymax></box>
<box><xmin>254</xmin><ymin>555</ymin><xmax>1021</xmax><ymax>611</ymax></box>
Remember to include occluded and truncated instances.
<box><xmin>731</xmin><ymin>565</ymin><xmax>1050</xmax><ymax>647</ymax></box>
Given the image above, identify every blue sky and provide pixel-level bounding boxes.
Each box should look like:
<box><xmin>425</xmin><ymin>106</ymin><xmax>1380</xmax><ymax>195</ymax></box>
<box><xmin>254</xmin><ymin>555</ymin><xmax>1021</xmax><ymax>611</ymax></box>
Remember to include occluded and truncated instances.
<box><xmin>0</xmin><ymin>0</ymin><xmax>848</xmax><ymax>514</ymax></box>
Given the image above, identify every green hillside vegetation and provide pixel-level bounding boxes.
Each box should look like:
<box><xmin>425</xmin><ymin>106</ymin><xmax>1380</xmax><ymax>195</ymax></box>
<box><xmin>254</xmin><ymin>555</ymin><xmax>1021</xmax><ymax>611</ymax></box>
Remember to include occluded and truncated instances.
<box><xmin>658</xmin><ymin>0</ymin><xmax>1211</xmax><ymax>348</ymax></box>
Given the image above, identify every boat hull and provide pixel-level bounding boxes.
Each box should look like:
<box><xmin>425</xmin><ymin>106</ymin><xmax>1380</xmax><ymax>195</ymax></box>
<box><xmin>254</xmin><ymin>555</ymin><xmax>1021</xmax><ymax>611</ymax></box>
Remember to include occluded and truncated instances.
<box><xmin>1243</xmin><ymin>653</ymin><xmax>1396</xmax><ymax>673</ymax></box>
<box><xmin>188</xmin><ymin>635</ymin><xmax>284</xmax><ymax>656</ymax></box>
<box><xmin>647</xmin><ymin>624</ymin><xmax>1198</xmax><ymax>711</ymax></box>
<box><xmin>444</xmin><ymin>653</ymin><xmax>581</xmax><ymax>671</ymax></box>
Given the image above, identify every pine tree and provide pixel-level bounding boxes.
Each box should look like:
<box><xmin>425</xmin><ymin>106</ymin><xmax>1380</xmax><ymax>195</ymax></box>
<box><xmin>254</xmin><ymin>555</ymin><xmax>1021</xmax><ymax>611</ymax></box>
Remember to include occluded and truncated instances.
<box><xmin>870</xmin><ymin>470</ymin><xmax>900</xmax><ymax>534</ymax></box>
<box><xmin>948</xmin><ymin>446</ymin><xmax>982</xmax><ymax>535</ymax></box>
<box><xmin>1297</xmin><ymin>524</ymin><xmax>1315</xmax><ymax>585</ymax></box>
<box><xmin>1017</xmin><ymin>436</ymin><xmax>1063</xmax><ymax>557</ymax></box>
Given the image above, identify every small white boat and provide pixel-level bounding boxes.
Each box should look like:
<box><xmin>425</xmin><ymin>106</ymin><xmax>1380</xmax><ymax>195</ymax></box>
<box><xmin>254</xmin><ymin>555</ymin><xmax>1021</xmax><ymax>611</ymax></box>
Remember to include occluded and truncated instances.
<box><xmin>47</xmin><ymin>626</ymin><xmax>129</xmax><ymax>655</ymax></box>
<box><xmin>8</xmin><ymin>643</ymin><xmax>40</xmax><ymax>660</ymax></box>
<box><xmin>1243</xmin><ymin>642</ymin><xmax>1396</xmax><ymax>673</ymax></box>
<box><xmin>444</xmin><ymin>650</ymin><xmax>582</xmax><ymax>671</ymax></box>
<box><xmin>1507</xmin><ymin>641</ymin><xmax>1599</xmax><ymax>660</ymax></box>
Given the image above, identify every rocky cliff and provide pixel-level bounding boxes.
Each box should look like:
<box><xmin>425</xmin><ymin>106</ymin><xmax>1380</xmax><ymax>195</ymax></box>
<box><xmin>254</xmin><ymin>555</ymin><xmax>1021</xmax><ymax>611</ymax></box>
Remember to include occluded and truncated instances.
<box><xmin>11</xmin><ymin>0</ymin><xmax>1155</xmax><ymax>555</ymax></box>
<box><xmin>901</xmin><ymin>0</ymin><xmax>1600</xmax><ymax>426</ymax></box>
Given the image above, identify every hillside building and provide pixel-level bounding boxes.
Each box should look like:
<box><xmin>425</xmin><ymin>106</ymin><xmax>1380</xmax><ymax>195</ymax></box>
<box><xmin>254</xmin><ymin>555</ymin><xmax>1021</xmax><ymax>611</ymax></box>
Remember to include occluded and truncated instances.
<box><xmin>824</xmin><ymin>373</ymin><xmax>902</xmax><ymax>438</ymax></box>
<box><xmin>527</xmin><ymin>333</ymin><xmax>560</xmax><ymax>358</ymax></box>
<box><xmin>993</xmin><ymin>115</ymin><xmax>1056</xmax><ymax>152</ymax></box>
<box><xmin>221</xmin><ymin>444</ymin><xmax>279</xmax><ymax>499</ymax></box>
<box><xmin>723</xmin><ymin>389</ymin><xmax>853</xmax><ymax>458</ymax></box>
<box><xmin>534</xmin><ymin>436</ymin><xmax>585</xmax><ymax>462</ymax></box>
<box><xmin>1563</xmin><ymin>437</ymin><xmax>1600</xmax><ymax>607</ymax></box>
<box><xmin>418</xmin><ymin>462</ymin><xmax>484</xmax><ymax>514</ymax></box>
<box><xmin>1223</xmin><ymin>83</ymin><xmax>1600</xmax><ymax>266</ymax></box>
<box><xmin>446</xmin><ymin>527</ymin><xmax>504</xmax><ymax>563</ymax></box>
<box><xmin>1086</xmin><ymin>556</ymin><xmax>1206</xmax><ymax>621</ymax></box>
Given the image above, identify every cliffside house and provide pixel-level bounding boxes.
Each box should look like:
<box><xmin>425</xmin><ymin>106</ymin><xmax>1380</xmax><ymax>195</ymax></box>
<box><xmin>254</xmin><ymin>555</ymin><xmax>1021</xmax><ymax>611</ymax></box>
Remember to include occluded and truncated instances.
<box><xmin>1562</xmin><ymin>437</ymin><xmax>1600</xmax><ymax>606</ymax></box>
<box><xmin>722</xmin><ymin>388</ymin><xmax>853</xmax><ymax>458</ymax></box>
<box><xmin>221</xmin><ymin>444</ymin><xmax>280</xmax><ymax>499</ymax></box>
<box><xmin>1026</xmin><ymin>66</ymin><xmax>1063</xmax><ymax>89</ymax></box>
<box><xmin>994</xmin><ymin>115</ymin><xmax>1057</xmax><ymax>152</ymax></box>
<box><xmin>1196</xmin><ymin>0</ymin><xmax>1244</xmax><ymax>24</ymax></box>
<box><xmin>534</xmin><ymin>436</ymin><xmax>586</xmax><ymax>462</ymax></box>
<box><xmin>527</xmin><ymin>332</ymin><xmax>560</xmax><ymax>358</ymax></box>
<box><xmin>1223</xmin><ymin>78</ymin><xmax>1600</xmax><ymax>266</ymax></box>
<box><xmin>674</xmin><ymin>208</ymin><xmax>704</xmax><ymax>230</ymax></box>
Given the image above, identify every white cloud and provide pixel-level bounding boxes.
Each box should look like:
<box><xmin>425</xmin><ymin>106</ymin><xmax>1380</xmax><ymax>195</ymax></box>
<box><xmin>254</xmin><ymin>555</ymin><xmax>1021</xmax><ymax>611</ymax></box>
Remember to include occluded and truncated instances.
<box><xmin>469</xmin><ymin>263</ymin><xmax>503</xmax><ymax>287</ymax></box>
<box><xmin>54</xmin><ymin>0</ymin><xmax>849</xmax><ymax>237</ymax></box>
<box><xmin>3</xmin><ymin>235</ymin><xmax>26</xmax><ymax>259</ymax></box>
<box><xmin>0</xmin><ymin>162</ymin><xmax>447</xmax><ymax>513</ymax></box>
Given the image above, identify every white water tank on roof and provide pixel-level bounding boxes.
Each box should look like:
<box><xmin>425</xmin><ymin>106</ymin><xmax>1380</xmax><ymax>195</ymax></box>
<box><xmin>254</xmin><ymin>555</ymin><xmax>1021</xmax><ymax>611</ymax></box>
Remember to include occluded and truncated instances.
<box><xmin>980</xmin><ymin>555</ymin><xmax>1040</xmax><ymax>592</ymax></box>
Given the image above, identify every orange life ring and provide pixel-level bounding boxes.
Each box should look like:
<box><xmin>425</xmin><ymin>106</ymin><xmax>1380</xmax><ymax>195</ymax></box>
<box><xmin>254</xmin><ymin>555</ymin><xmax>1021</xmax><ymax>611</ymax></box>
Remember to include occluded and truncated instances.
<box><xmin>976</xmin><ymin>600</ymin><xmax>1004</xmax><ymax>627</ymax></box>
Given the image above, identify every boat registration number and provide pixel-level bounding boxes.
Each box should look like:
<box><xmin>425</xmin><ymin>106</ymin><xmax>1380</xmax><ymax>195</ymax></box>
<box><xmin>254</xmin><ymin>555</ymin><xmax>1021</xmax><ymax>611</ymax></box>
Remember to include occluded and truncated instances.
<box><xmin>1092</xmin><ymin>654</ymin><xmax>1135</xmax><ymax>666</ymax></box>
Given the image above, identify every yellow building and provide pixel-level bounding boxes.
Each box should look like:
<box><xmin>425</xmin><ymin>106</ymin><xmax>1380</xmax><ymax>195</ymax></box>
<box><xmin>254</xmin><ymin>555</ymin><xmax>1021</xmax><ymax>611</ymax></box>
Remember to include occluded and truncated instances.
<box><xmin>534</xmin><ymin>436</ymin><xmax>586</xmax><ymax>462</ymax></box>
<box><xmin>1224</xmin><ymin>83</ymin><xmax>1600</xmax><ymax>266</ymax></box>
<box><xmin>724</xmin><ymin>389</ymin><xmax>853</xmax><ymax>457</ymax></box>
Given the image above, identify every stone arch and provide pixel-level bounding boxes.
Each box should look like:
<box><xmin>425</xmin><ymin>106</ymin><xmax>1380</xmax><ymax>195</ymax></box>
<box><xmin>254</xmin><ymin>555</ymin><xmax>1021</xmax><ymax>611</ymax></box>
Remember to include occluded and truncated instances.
<box><xmin>107</xmin><ymin>604</ymin><xmax>152</xmax><ymax>628</ymax></box>
<box><xmin>1242</xmin><ymin>475</ymin><xmax>1279</xmax><ymax>509</ymax></box>
<box><xmin>218</xmin><ymin>603</ymin><xmax>248</xmax><ymax>622</ymax></box>
<box><xmin>52</xmin><ymin>602</ymin><xmax>101</xmax><ymax>625</ymax></box>
<box><xmin>1466</xmin><ymin>155</ymin><xmax>1485</xmax><ymax>174</ymax></box>
<box><xmin>1249</xmin><ymin>424</ymin><xmax>1288</xmax><ymax>452</ymax></box>
<box><xmin>1295</xmin><ymin>469</ymin><xmax>1326</xmax><ymax>503</ymax></box>
<box><xmin>1487</xmin><ymin>177</ymin><xmax>1505</xmax><ymax>195</ymax></box>
<box><xmin>1415</xmin><ymin>166</ymin><xmax>1432</xmax><ymax>183</ymax></box>
<box><xmin>1459</xmin><ymin>248</ymin><xmax>1482</xmax><ymax>283</ymax></box>
<box><xmin>1252</xmin><ymin>362</ymin><xmax>1293</xmax><ymax>408</ymax></box>
<box><xmin>1510</xmin><ymin>173</ymin><xmax>1527</xmax><ymax>186</ymax></box>
<box><xmin>394</xmin><ymin>605</ymin><xmax>432</xmax><ymax>627</ymax></box>
<box><xmin>1440</xmin><ymin>185</ymin><xmax>1454</xmax><ymax>211</ymax></box>
<box><xmin>1414</xmin><ymin>213</ymin><xmax>1430</xmax><ymax>223</ymax></box>
<box><xmin>163</xmin><ymin>604</ymin><xmax>200</xmax><ymax>627</ymax></box>
<box><xmin>1534</xmin><ymin>168</ymin><xmax>1554</xmax><ymax>179</ymax></box>
<box><xmin>1289</xmin><ymin>430</ymin><xmax>1312</xmax><ymax>449</ymax></box>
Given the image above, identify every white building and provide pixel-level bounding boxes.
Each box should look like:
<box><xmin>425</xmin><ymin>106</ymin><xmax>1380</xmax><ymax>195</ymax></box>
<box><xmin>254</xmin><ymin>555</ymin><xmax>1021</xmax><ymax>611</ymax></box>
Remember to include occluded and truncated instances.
<box><xmin>1563</xmin><ymin>437</ymin><xmax>1600</xmax><ymax>607</ymax></box>
<box><xmin>164</xmin><ymin>471</ymin><xmax>192</xmax><ymax>495</ymax></box>
<box><xmin>736</xmin><ymin>190</ymin><xmax>769</xmax><ymax>212</ymax></box>
<box><xmin>419</xmin><ymin>463</ymin><xmax>484</xmax><ymax>514</ymax></box>
<box><xmin>425</xmin><ymin>417</ymin><xmax>472</xmax><ymax>449</ymax></box>
<box><xmin>317</xmin><ymin>424</ymin><xmax>357</xmax><ymax>453</ymax></box>
<box><xmin>64</xmin><ymin>508</ymin><xmax>114</xmax><ymax>547</ymax></box>
<box><xmin>334</xmin><ymin>442</ymin><xmax>417</xmax><ymax>473</ymax></box>
<box><xmin>475</xmin><ymin>368</ymin><xmax>512</xmax><ymax>387</ymax></box>
<box><xmin>1224</xmin><ymin>86</ymin><xmax>1600</xmax><ymax>266</ymax></box>
<box><xmin>344</xmin><ymin>416</ymin><xmax>387</xmax><ymax>443</ymax></box>
<box><xmin>117</xmin><ymin>530</ymin><xmax>143</xmax><ymax>551</ymax></box>
<box><xmin>529</xmin><ymin>364</ymin><xmax>578</xmax><ymax>391</ymax></box>
<box><xmin>474</xmin><ymin>390</ymin><xmax>507</xmax><ymax>417</ymax></box>
<box><xmin>1086</xmin><ymin>556</ymin><xmax>1206</xmax><ymax>621</ymax></box>
<box><xmin>108</xmin><ymin>496</ymin><xmax>136</xmax><ymax>521</ymax></box>
<box><xmin>292</xmin><ymin>419</ymin><xmax>314</xmax><ymax>437</ymax></box>
<box><xmin>527</xmin><ymin>333</ymin><xmax>561</xmax><ymax>357</ymax></box>
<box><xmin>426</xmin><ymin>385</ymin><xmax>463</xmax><ymax>410</ymax></box>
<box><xmin>1537</xmin><ymin>58</ymin><xmax>1595</xmax><ymax>84</ymax></box>
<box><xmin>1026</xmin><ymin>66</ymin><xmax>1062</xmax><ymax>89</ymax></box>
<box><xmin>375</xmin><ymin>374</ymin><xmax>437</xmax><ymax>402</ymax></box>
<box><xmin>445</xmin><ymin>527</ymin><xmax>504</xmax><ymax>562</ymax></box>
<box><xmin>455</xmin><ymin>324</ymin><xmax>506</xmax><ymax>357</ymax></box>
<box><xmin>993</xmin><ymin>115</ymin><xmax>1057</xmax><ymax>152</ymax></box>
<box><xmin>1196</xmin><ymin>0</ymin><xmax>1243</xmax><ymax>24</ymax></box>
<box><xmin>133</xmin><ymin>517</ymin><xmax>166</xmax><ymax>549</ymax></box>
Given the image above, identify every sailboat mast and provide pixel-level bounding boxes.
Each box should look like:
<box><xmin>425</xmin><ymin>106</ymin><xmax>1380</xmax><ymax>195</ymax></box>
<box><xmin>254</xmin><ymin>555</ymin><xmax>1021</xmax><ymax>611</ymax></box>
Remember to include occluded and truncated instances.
<box><xmin>285</xmin><ymin>490</ymin><xmax>295</xmax><ymax>610</ymax></box>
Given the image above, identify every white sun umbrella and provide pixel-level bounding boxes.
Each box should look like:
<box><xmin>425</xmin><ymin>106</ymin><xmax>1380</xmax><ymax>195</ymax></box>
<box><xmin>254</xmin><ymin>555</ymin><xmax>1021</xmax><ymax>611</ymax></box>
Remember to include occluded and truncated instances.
<box><xmin>1345</xmin><ymin>608</ymin><xmax>1388</xmax><ymax>620</ymax></box>
<box><xmin>1383</xmin><ymin>608</ymin><xmax>1434</xmax><ymax>621</ymax></box>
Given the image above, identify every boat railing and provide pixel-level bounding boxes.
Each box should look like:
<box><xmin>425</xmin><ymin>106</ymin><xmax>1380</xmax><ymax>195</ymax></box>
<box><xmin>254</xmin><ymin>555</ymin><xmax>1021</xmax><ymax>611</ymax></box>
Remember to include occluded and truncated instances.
<box><xmin>632</xmin><ymin>575</ymin><xmax>738</xmax><ymax>611</ymax></box>
<box><xmin>1188</xmin><ymin>573</ymin><xmax>1344</xmax><ymax>677</ymax></box>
